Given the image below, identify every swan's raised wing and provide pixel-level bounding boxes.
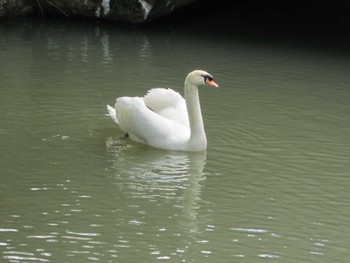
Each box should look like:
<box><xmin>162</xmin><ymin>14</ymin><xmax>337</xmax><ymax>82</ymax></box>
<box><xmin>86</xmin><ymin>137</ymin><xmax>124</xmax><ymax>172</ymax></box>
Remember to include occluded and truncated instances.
<box><xmin>143</xmin><ymin>88</ymin><xmax>189</xmax><ymax>127</ymax></box>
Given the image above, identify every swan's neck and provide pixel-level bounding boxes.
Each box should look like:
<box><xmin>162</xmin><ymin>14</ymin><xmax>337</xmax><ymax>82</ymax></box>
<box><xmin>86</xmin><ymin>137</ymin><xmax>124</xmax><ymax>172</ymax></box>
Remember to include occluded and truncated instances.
<box><xmin>184</xmin><ymin>81</ymin><xmax>207</xmax><ymax>150</ymax></box>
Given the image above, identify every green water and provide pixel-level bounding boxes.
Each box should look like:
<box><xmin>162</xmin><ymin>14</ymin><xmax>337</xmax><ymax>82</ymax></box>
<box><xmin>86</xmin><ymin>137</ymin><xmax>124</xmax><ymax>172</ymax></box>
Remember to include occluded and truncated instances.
<box><xmin>1</xmin><ymin>20</ymin><xmax>350</xmax><ymax>262</ymax></box>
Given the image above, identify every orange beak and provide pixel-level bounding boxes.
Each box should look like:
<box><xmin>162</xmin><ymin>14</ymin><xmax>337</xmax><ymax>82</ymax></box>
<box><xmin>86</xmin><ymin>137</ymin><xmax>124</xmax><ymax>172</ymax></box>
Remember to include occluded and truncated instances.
<box><xmin>205</xmin><ymin>79</ymin><xmax>219</xmax><ymax>88</ymax></box>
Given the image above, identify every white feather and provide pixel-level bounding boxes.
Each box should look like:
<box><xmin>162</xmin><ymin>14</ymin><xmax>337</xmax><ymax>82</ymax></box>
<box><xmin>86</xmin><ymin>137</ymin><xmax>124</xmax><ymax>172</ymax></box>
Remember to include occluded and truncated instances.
<box><xmin>106</xmin><ymin>104</ymin><xmax>118</xmax><ymax>124</ymax></box>
<box><xmin>144</xmin><ymin>88</ymin><xmax>189</xmax><ymax>127</ymax></box>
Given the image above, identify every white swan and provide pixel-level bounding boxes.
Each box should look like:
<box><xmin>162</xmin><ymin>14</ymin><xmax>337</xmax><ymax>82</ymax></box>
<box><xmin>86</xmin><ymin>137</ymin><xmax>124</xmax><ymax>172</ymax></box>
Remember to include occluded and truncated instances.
<box><xmin>106</xmin><ymin>70</ymin><xmax>219</xmax><ymax>151</ymax></box>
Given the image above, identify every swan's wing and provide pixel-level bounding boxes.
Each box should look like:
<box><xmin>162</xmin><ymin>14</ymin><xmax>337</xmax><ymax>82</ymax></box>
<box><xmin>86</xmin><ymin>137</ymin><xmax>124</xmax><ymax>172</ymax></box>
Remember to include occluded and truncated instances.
<box><xmin>115</xmin><ymin>96</ymin><xmax>189</xmax><ymax>147</ymax></box>
<box><xmin>143</xmin><ymin>88</ymin><xmax>189</xmax><ymax>127</ymax></box>
<box><xmin>144</xmin><ymin>88</ymin><xmax>183</xmax><ymax>112</ymax></box>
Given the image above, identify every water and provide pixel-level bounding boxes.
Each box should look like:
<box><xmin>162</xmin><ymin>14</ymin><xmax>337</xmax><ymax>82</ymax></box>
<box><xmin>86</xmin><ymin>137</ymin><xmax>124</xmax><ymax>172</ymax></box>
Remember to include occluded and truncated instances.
<box><xmin>1</xmin><ymin>19</ymin><xmax>350</xmax><ymax>262</ymax></box>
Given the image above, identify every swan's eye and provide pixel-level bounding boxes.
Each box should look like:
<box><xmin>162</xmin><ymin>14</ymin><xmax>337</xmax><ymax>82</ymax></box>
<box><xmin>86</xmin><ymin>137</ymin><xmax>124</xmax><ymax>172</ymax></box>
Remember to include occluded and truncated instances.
<box><xmin>202</xmin><ymin>74</ymin><xmax>213</xmax><ymax>82</ymax></box>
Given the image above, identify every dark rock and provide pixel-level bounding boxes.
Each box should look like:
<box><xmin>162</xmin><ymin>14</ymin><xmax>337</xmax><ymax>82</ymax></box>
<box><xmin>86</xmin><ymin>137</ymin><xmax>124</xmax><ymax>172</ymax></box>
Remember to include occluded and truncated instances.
<box><xmin>0</xmin><ymin>0</ymin><xmax>33</xmax><ymax>20</ymax></box>
<box><xmin>0</xmin><ymin>0</ymin><xmax>210</xmax><ymax>23</ymax></box>
<box><xmin>36</xmin><ymin>0</ymin><xmax>201</xmax><ymax>24</ymax></box>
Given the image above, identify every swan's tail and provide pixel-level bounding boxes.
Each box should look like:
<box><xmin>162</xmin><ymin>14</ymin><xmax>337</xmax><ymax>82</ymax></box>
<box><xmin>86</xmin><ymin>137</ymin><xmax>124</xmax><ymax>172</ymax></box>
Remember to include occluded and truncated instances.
<box><xmin>106</xmin><ymin>104</ymin><xmax>119</xmax><ymax>124</ymax></box>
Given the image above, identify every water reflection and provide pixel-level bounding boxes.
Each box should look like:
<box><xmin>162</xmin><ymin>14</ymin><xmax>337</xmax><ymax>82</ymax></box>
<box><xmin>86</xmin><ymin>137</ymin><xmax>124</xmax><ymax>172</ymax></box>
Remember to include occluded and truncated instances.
<box><xmin>106</xmin><ymin>137</ymin><xmax>206</xmax><ymax>225</ymax></box>
<box><xmin>99</xmin><ymin>32</ymin><xmax>113</xmax><ymax>68</ymax></box>
<box><xmin>0</xmin><ymin>21</ymin><xmax>155</xmax><ymax>75</ymax></box>
<box><xmin>105</xmin><ymin>137</ymin><xmax>211</xmax><ymax>259</ymax></box>
<box><xmin>41</xmin><ymin>23</ymin><xmax>155</xmax><ymax>70</ymax></box>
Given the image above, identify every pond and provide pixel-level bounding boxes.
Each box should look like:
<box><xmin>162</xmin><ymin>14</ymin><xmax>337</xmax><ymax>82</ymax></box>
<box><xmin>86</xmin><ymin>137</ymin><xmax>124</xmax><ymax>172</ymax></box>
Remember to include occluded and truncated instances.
<box><xmin>1</xmin><ymin>18</ymin><xmax>350</xmax><ymax>262</ymax></box>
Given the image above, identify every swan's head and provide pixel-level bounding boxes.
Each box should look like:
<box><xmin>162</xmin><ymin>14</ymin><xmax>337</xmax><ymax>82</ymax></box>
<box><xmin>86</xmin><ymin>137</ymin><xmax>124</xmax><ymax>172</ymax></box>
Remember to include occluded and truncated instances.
<box><xmin>186</xmin><ymin>70</ymin><xmax>219</xmax><ymax>88</ymax></box>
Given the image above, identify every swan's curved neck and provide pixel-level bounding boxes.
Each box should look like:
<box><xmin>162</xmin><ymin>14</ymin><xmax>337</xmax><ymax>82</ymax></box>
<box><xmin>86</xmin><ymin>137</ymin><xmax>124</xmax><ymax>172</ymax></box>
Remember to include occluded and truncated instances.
<box><xmin>184</xmin><ymin>80</ymin><xmax>207</xmax><ymax>149</ymax></box>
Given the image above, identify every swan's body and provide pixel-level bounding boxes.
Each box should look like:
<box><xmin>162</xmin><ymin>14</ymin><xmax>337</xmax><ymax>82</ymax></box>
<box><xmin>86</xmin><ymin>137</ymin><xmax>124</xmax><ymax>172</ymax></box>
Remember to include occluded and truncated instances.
<box><xmin>106</xmin><ymin>70</ymin><xmax>219</xmax><ymax>152</ymax></box>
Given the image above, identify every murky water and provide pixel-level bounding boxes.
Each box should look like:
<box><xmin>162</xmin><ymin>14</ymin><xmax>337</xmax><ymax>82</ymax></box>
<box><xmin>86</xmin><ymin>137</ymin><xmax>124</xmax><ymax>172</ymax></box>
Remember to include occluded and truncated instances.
<box><xmin>1</xmin><ymin>19</ymin><xmax>350</xmax><ymax>262</ymax></box>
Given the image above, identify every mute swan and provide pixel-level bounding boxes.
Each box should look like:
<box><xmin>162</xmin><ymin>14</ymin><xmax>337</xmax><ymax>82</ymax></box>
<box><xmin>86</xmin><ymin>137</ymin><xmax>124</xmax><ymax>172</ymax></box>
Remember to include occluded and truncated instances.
<box><xmin>106</xmin><ymin>70</ymin><xmax>219</xmax><ymax>152</ymax></box>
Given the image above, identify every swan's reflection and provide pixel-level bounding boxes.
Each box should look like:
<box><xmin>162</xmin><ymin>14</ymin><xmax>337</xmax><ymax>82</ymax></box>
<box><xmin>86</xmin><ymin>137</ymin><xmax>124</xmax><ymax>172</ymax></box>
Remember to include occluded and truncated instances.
<box><xmin>105</xmin><ymin>137</ymin><xmax>207</xmax><ymax>234</ymax></box>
